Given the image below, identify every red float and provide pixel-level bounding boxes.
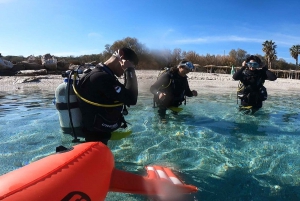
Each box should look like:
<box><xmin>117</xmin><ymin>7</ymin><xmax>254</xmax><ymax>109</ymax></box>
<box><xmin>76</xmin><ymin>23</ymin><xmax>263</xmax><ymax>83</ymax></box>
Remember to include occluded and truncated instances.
<box><xmin>0</xmin><ymin>142</ymin><xmax>197</xmax><ymax>200</ymax></box>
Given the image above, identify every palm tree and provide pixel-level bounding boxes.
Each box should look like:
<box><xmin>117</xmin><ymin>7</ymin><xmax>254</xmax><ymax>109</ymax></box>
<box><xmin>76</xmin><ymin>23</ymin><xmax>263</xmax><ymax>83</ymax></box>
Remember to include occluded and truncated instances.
<box><xmin>262</xmin><ymin>40</ymin><xmax>277</xmax><ymax>69</ymax></box>
<box><xmin>289</xmin><ymin>45</ymin><xmax>300</xmax><ymax>67</ymax></box>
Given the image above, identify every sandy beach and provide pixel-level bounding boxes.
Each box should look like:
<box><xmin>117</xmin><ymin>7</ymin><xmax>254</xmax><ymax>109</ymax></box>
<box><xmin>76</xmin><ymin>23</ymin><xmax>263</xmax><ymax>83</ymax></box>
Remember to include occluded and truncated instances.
<box><xmin>0</xmin><ymin>70</ymin><xmax>299</xmax><ymax>94</ymax></box>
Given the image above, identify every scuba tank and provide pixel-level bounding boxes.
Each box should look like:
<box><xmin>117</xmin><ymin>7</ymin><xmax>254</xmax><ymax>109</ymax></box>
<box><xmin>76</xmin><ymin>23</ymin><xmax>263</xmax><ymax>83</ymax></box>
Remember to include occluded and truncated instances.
<box><xmin>55</xmin><ymin>73</ymin><xmax>83</xmax><ymax>139</ymax></box>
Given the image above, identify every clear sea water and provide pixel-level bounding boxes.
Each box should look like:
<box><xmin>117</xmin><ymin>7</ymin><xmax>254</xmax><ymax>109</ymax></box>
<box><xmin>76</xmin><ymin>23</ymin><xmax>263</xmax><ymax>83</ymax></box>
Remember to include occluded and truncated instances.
<box><xmin>0</xmin><ymin>87</ymin><xmax>300</xmax><ymax>201</ymax></box>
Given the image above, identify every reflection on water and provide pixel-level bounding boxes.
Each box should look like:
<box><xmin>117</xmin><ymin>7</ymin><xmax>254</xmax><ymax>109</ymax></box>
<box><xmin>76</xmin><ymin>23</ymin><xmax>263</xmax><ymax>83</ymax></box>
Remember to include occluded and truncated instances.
<box><xmin>0</xmin><ymin>90</ymin><xmax>300</xmax><ymax>201</ymax></box>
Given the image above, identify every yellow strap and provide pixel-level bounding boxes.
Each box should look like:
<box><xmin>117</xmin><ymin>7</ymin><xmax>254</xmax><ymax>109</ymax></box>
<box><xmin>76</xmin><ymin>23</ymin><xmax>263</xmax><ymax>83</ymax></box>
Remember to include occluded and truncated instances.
<box><xmin>240</xmin><ymin>106</ymin><xmax>252</xmax><ymax>109</ymax></box>
<box><xmin>161</xmin><ymin>79</ymin><xmax>172</xmax><ymax>89</ymax></box>
<box><xmin>72</xmin><ymin>73</ymin><xmax>123</xmax><ymax>107</ymax></box>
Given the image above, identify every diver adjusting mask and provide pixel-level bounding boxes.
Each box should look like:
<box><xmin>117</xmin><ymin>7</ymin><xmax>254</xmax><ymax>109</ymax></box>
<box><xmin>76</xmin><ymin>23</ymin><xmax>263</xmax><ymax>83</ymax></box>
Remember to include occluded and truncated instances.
<box><xmin>246</xmin><ymin>62</ymin><xmax>260</xmax><ymax>68</ymax></box>
<box><xmin>178</xmin><ymin>61</ymin><xmax>195</xmax><ymax>71</ymax></box>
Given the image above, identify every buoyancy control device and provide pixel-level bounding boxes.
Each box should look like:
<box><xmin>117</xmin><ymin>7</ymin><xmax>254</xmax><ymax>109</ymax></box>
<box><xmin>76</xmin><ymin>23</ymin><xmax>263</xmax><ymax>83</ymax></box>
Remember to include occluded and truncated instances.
<box><xmin>55</xmin><ymin>67</ymin><xmax>132</xmax><ymax>142</ymax></box>
<box><xmin>153</xmin><ymin>67</ymin><xmax>186</xmax><ymax>109</ymax></box>
<box><xmin>236</xmin><ymin>70</ymin><xmax>268</xmax><ymax>105</ymax></box>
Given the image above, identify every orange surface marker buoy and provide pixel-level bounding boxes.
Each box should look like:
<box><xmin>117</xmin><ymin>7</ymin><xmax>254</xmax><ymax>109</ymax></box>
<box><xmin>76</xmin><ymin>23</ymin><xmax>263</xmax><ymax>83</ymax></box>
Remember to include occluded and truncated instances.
<box><xmin>0</xmin><ymin>142</ymin><xmax>197</xmax><ymax>201</ymax></box>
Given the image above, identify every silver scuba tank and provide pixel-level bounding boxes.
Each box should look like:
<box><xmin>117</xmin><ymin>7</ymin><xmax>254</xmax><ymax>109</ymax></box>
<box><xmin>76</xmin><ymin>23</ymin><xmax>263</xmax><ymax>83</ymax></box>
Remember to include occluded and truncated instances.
<box><xmin>55</xmin><ymin>77</ymin><xmax>82</xmax><ymax>133</ymax></box>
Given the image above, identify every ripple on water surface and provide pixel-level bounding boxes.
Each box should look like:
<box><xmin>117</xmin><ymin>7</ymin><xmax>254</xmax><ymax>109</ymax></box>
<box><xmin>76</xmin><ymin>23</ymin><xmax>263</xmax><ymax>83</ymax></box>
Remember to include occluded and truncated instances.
<box><xmin>1</xmin><ymin>90</ymin><xmax>300</xmax><ymax>200</ymax></box>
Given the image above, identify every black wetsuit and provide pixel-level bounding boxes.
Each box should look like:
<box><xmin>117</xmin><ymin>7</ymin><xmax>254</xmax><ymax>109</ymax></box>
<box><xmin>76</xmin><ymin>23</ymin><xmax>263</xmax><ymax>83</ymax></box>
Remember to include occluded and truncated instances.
<box><xmin>76</xmin><ymin>64</ymin><xmax>138</xmax><ymax>144</ymax></box>
<box><xmin>232</xmin><ymin>66</ymin><xmax>277</xmax><ymax>112</ymax></box>
<box><xmin>150</xmin><ymin>69</ymin><xmax>193</xmax><ymax>118</ymax></box>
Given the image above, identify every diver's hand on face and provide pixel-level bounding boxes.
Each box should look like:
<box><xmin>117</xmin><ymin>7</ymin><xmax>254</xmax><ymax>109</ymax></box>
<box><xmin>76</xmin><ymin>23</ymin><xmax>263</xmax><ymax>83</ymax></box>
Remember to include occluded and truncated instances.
<box><xmin>192</xmin><ymin>90</ymin><xmax>198</xmax><ymax>96</ymax></box>
<box><xmin>242</xmin><ymin>61</ymin><xmax>246</xmax><ymax>67</ymax></box>
<box><xmin>120</xmin><ymin>59</ymin><xmax>135</xmax><ymax>71</ymax></box>
<box><xmin>242</xmin><ymin>61</ymin><xmax>248</xmax><ymax>69</ymax></box>
<box><xmin>242</xmin><ymin>61</ymin><xmax>253</xmax><ymax>70</ymax></box>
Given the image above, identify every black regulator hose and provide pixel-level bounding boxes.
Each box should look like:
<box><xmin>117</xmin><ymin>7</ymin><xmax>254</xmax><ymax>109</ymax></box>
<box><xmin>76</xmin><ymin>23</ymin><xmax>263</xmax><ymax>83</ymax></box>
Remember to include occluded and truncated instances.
<box><xmin>67</xmin><ymin>70</ymin><xmax>79</xmax><ymax>142</ymax></box>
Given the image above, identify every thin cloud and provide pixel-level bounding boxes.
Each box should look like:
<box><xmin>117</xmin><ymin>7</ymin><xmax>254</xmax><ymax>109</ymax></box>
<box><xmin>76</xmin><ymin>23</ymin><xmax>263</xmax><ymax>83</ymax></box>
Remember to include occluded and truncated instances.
<box><xmin>162</xmin><ymin>29</ymin><xmax>175</xmax><ymax>38</ymax></box>
<box><xmin>270</xmin><ymin>33</ymin><xmax>300</xmax><ymax>46</ymax></box>
<box><xmin>53</xmin><ymin>49</ymin><xmax>100</xmax><ymax>57</ymax></box>
<box><xmin>88</xmin><ymin>32</ymin><xmax>102</xmax><ymax>38</ymax></box>
<box><xmin>174</xmin><ymin>33</ymin><xmax>300</xmax><ymax>48</ymax></box>
<box><xmin>174</xmin><ymin>36</ymin><xmax>264</xmax><ymax>44</ymax></box>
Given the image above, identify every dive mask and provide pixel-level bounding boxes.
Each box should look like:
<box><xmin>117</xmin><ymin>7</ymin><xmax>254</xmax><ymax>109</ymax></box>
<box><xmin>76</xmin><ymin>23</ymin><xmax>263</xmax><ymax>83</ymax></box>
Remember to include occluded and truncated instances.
<box><xmin>247</xmin><ymin>62</ymin><xmax>260</xmax><ymax>68</ymax></box>
<box><xmin>179</xmin><ymin>61</ymin><xmax>194</xmax><ymax>71</ymax></box>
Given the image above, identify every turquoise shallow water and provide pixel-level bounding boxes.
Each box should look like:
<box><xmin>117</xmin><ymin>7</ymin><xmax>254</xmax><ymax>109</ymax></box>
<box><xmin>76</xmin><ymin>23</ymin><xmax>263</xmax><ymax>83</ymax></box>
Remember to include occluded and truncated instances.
<box><xmin>0</xmin><ymin>89</ymin><xmax>300</xmax><ymax>201</ymax></box>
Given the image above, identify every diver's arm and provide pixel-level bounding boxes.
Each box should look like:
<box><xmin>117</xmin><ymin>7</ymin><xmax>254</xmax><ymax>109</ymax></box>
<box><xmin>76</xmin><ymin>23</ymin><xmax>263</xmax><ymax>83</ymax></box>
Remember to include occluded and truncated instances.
<box><xmin>185</xmin><ymin>90</ymin><xmax>193</xmax><ymax>97</ymax></box>
<box><xmin>264</xmin><ymin>67</ymin><xmax>277</xmax><ymax>81</ymax></box>
<box><xmin>184</xmin><ymin>79</ymin><xmax>194</xmax><ymax>97</ymax></box>
<box><xmin>123</xmin><ymin>67</ymin><xmax>138</xmax><ymax>104</ymax></box>
<box><xmin>232</xmin><ymin>66</ymin><xmax>246</xmax><ymax>80</ymax></box>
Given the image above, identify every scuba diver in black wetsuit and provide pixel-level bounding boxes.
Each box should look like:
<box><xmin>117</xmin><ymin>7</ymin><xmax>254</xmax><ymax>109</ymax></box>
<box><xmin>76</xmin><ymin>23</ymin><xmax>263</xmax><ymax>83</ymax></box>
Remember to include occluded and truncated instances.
<box><xmin>76</xmin><ymin>47</ymin><xmax>138</xmax><ymax>145</ymax></box>
<box><xmin>150</xmin><ymin>60</ymin><xmax>198</xmax><ymax>121</ymax></box>
<box><xmin>232</xmin><ymin>55</ymin><xmax>277</xmax><ymax>114</ymax></box>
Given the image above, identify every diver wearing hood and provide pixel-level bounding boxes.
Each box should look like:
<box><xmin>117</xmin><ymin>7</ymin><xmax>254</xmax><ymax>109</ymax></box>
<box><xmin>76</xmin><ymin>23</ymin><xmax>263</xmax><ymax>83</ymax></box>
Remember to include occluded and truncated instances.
<box><xmin>233</xmin><ymin>55</ymin><xmax>277</xmax><ymax>114</ymax></box>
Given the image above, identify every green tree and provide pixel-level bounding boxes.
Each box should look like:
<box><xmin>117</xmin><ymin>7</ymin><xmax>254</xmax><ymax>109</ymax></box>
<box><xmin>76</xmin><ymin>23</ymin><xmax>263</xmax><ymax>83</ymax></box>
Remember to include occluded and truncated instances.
<box><xmin>109</xmin><ymin>37</ymin><xmax>147</xmax><ymax>56</ymax></box>
<box><xmin>262</xmin><ymin>40</ymin><xmax>277</xmax><ymax>69</ymax></box>
<box><xmin>289</xmin><ymin>45</ymin><xmax>300</xmax><ymax>67</ymax></box>
<box><xmin>3</xmin><ymin>36</ymin><xmax>297</xmax><ymax>71</ymax></box>
<box><xmin>183</xmin><ymin>51</ymin><xmax>199</xmax><ymax>64</ymax></box>
<box><xmin>170</xmin><ymin>48</ymin><xmax>182</xmax><ymax>66</ymax></box>
<box><xmin>236</xmin><ymin>48</ymin><xmax>248</xmax><ymax>65</ymax></box>
<box><xmin>229</xmin><ymin>48</ymin><xmax>247</xmax><ymax>66</ymax></box>
<box><xmin>105</xmin><ymin>37</ymin><xmax>152</xmax><ymax>69</ymax></box>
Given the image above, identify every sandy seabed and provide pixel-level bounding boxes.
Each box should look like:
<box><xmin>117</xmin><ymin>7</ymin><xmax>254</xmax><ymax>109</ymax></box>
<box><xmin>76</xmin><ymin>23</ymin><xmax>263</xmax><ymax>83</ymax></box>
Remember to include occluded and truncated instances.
<box><xmin>0</xmin><ymin>70</ymin><xmax>299</xmax><ymax>94</ymax></box>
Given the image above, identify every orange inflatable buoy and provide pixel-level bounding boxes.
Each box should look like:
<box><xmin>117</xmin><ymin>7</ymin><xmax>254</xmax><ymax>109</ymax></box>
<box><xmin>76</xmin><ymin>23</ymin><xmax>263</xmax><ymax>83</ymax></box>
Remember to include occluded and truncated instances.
<box><xmin>0</xmin><ymin>142</ymin><xmax>114</xmax><ymax>201</ymax></box>
<box><xmin>0</xmin><ymin>142</ymin><xmax>197</xmax><ymax>201</ymax></box>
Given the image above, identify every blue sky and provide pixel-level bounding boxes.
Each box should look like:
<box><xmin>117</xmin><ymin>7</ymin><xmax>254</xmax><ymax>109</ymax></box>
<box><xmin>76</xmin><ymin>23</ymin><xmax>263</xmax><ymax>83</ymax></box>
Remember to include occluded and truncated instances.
<box><xmin>1</xmin><ymin>0</ymin><xmax>299</xmax><ymax>63</ymax></box>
